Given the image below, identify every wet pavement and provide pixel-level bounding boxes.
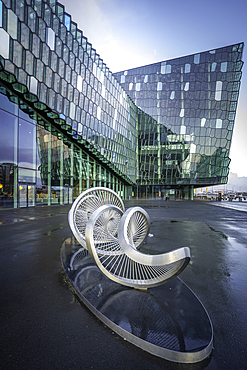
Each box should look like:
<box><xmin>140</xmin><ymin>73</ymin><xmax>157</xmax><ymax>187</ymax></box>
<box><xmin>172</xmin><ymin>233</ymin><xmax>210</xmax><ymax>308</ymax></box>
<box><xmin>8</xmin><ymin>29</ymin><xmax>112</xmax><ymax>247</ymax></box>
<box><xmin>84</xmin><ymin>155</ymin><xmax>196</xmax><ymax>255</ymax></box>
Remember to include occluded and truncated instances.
<box><xmin>0</xmin><ymin>200</ymin><xmax>247</xmax><ymax>369</ymax></box>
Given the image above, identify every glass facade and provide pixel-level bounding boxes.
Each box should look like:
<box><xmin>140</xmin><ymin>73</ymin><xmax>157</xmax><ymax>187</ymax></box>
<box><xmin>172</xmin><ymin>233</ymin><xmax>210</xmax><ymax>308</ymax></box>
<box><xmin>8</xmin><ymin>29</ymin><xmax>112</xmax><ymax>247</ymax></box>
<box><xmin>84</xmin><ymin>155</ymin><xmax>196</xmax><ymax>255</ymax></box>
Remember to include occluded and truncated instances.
<box><xmin>0</xmin><ymin>87</ymin><xmax>130</xmax><ymax>208</ymax></box>
<box><xmin>114</xmin><ymin>43</ymin><xmax>244</xmax><ymax>198</ymax></box>
<box><xmin>0</xmin><ymin>0</ymin><xmax>244</xmax><ymax>207</ymax></box>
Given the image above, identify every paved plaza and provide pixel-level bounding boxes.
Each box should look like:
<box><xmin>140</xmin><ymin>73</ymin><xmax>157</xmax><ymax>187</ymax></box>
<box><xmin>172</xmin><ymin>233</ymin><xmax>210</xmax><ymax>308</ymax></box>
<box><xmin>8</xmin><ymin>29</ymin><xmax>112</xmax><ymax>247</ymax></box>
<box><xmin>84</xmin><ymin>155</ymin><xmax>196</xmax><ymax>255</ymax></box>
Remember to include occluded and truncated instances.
<box><xmin>1</xmin><ymin>200</ymin><xmax>247</xmax><ymax>369</ymax></box>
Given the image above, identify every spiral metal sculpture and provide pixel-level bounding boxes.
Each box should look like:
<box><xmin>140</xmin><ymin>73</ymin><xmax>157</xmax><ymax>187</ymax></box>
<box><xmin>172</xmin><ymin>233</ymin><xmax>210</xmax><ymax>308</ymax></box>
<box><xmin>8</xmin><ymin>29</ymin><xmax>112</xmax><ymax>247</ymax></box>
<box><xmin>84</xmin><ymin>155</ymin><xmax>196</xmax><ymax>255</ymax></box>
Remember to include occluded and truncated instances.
<box><xmin>68</xmin><ymin>187</ymin><xmax>125</xmax><ymax>249</ymax></box>
<box><xmin>69</xmin><ymin>187</ymin><xmax>190</xmax><ymax>288</ymax></box>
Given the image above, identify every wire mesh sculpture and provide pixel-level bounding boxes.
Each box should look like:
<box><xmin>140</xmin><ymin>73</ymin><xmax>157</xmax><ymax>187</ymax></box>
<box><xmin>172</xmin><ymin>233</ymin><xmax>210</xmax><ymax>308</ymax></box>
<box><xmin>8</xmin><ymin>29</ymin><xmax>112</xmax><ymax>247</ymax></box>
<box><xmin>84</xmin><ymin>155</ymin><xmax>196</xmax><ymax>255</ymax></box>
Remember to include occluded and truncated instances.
<box><xmin>69</xmin><ymin>187</ymin><xmax>190</xmax><ymax>288</ymax></box>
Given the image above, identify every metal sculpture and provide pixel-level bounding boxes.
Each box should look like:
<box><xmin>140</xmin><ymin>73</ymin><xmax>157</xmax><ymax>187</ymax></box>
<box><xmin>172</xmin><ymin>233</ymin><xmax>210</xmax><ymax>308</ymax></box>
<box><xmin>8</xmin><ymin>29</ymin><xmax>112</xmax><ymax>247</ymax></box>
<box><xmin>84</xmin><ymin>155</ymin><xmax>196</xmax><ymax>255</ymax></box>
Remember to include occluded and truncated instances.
<box><xmin>68</xmin><ymin>187</ymin><xmax>124</xmax><ymax>249</ymax></box>
<box><xmin>69</xmin><ymin>187</ymin><xmax>190</xmax><ymax>288</ymax></box>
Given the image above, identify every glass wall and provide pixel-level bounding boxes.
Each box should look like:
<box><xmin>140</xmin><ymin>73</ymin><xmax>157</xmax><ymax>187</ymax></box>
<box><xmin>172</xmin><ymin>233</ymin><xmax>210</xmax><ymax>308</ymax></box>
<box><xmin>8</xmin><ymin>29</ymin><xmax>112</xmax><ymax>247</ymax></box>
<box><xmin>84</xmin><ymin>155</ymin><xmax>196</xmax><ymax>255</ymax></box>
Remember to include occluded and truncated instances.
<box><xmin>0</xmin><ymin>91</ymin><xmax>18</xmax><ymax>208</ymax></box>
<box><xmin>0</xmin><ymin>87</ymin><xmax>129</xmax><ymax>208</ymax></box>
<box><xmin>0</xmin><ymin>0</ymin><xmax>137</xmax><ymax>186</ymax></box>
<box><xmin>114</xmin><ymin>43</ymin><xmax>244</xmax><ymax>189</ymax></box>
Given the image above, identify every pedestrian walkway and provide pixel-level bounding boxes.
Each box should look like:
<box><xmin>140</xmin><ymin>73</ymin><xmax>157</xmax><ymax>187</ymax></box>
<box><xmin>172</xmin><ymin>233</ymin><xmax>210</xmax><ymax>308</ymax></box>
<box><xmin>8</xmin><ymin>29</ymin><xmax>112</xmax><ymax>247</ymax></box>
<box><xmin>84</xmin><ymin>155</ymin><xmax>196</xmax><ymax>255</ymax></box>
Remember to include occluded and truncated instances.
<box><xmin>0</xmin><ymin>204</ymin><xmax>71</xmax><ymax>225</ymax></box>
<box><xmin>1</xmin><ymin>200</ymin><xmax>247</xmax><ymax>369</ymax></box>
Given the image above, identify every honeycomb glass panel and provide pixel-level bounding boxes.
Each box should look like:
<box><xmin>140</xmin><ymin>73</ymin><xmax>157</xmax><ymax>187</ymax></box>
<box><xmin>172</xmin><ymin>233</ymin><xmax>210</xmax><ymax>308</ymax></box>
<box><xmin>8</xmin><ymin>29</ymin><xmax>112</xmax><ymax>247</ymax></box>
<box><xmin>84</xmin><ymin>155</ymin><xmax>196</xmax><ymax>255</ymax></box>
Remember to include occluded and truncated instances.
<box><xmin>36</xmin><ymin>60</ymin><xmax>44</xmax><ymax>81</ymax></box>
<box><xmin>44</xmin><ymin>3</ymin><xmax>51</xmax><ymax>27</ymax></box>
<box><xmin>215</xmin><ymin>81</ymin><xmax>222</xmax><ymax>101</ymax></box>
<box><xmin>32</xmin><ymin>34</ymin><xmax>40</xmax><ymax>58</ymax></box>
<box><xmin>166</xmin><ymin>65</ymin><xmax>171</xmax><ymax>74</ymax></box>
<box><xmin>13</xmin><ymin>41</ymin><xmax>22</xmax><ymax>67</ymax></box>
<box><xmin>0</xmin><ymin>28</ymin><xmax>9</xmax><ymax>59</ymax></box>
<box><xmin>25</xmin><ymin>50</ymin><xmax>34</xmax><ymax>75</ymax></box>
<box><xmin>7</xmin><ymin>9</ymin><xmax>17</xmax><ymax>39</ymax></box>
<box><xmin>194</xmin><ymin>54</ymin><xmax>200</xmax><ymax>64</ymax></box>
<box><xmin>42</xmin><ymin>43</ymin><xmax>50</xmax><ymax>65</ymax></box>
<box><xmin>211</xmin><ymin>62</ymin><xmax>217</xmax><ymax>72</ymax></box>
<box><xmin>47</xmin><ymin>27</ymin><xmax>55</xmax><ymax>50</ymax></box>
<box><xmin>52</xmin><ymin>14</ymin><xmax>60</xmax><ymax>35</ymax></box>
<box><xmin>64</xmin><ymin>13</ymin><xmax>71</xmax><ymax>31</ymax></box>
<box><xmin>38</xmin><ymin>18</ymin><xmax>46</xmax><ymax>42</ymax></box>
<box><xmin>30</xmin><ymin>76</ymin><xmax>38</xmax><ymax>95</ymax></box>
<box><xmin>185</xmin><ymin>64</ymin><xmax>191</xmax><ymax>73</ymax></box>
<box><xmin>16</xmin><ymin>0</ymin><xmax>25</xmax><ymax>21</ymax></box>
<box><xmin>45</xmin><ymin>66</ymin><xmax>52</xmax><ymax>88</ymax></box>
<box><xmin>28</xmin><ymin>6</ymin><xmax>36</xmax><ymax>32</ymax></box>
<box><xmin>216</xmin><ymin>119</ymin><xmax>222</xmax><ymax>129</ymax></box>
<box><xmin>34</xmin><ymin>0</ymin><xmax>42</xmax><ymax>17</ymax></box>
<box><xmin>220</xmin><ymin>62</ymin><xmax>227</xmax><ymax>72</ymax></box>
<box><xmin>21</xmin><ymin>22</ymin><xmax>29</xmax><ymax>49</ymax></box>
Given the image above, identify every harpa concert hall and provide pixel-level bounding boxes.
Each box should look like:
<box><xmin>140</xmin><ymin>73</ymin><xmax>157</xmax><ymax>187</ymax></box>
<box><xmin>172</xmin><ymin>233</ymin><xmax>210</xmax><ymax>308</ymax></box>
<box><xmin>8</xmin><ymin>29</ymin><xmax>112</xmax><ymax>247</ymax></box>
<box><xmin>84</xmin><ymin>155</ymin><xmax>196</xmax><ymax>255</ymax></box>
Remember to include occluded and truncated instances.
<box><xmin>0</xmin><ymin>0</ymin><xmax>244</xmax><ymax>208</ymax></box>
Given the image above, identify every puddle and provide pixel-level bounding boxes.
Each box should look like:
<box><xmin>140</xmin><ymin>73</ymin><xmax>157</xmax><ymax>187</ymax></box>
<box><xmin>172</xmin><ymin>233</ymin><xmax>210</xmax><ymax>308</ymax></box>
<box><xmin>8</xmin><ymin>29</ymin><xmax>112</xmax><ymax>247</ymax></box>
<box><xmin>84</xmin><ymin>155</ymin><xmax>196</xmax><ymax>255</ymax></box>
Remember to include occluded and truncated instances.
<box><xmin>44</xmin><ymin>226</ymin><xmax>64</xmax><ymax>236</ymax></box>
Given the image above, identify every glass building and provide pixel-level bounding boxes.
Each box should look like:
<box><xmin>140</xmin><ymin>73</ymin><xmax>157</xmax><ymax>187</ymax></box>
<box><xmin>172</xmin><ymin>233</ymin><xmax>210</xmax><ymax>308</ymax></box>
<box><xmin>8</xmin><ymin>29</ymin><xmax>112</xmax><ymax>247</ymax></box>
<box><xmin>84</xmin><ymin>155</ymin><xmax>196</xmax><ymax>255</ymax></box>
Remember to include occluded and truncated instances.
<box><xmin>0</xmin><ymin>0</ymin><xmax>244</xmax><ymax>208</ymax></box>
<box><xmin>114</xmin><ymin>43</ymin><xmax>244</xmax><ymax>199</ymax></box>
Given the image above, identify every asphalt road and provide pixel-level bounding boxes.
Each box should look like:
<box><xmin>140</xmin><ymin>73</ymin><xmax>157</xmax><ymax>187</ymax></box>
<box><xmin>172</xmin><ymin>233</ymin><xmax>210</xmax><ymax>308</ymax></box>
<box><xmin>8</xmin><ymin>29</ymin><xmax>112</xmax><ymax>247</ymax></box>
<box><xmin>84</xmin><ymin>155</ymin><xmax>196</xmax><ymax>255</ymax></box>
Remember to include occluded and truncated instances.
<box><xmin>0</xmin><ymin>200</ymin><xmax>247</xmax><ymax>370</ymax></box>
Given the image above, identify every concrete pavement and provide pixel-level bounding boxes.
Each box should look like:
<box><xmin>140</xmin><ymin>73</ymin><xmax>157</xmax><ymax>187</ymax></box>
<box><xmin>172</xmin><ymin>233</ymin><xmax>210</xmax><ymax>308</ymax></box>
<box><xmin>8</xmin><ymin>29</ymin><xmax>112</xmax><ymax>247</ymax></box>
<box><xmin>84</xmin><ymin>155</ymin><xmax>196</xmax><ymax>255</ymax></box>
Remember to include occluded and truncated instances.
<box><xmin>0</xmin><ymin>200</ymin><xmax>247</xmax><ymax>369</ymax></box>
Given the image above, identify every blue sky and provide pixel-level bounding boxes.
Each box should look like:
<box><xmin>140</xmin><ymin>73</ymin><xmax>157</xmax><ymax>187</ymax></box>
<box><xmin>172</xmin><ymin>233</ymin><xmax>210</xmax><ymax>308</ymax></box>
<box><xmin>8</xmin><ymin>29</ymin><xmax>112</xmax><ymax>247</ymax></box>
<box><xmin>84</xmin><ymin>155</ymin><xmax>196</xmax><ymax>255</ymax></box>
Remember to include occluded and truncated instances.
<box><xmin>62</xmin><ymin>0</ymin><xmax>247</xmax><ymax>177</ymax></box>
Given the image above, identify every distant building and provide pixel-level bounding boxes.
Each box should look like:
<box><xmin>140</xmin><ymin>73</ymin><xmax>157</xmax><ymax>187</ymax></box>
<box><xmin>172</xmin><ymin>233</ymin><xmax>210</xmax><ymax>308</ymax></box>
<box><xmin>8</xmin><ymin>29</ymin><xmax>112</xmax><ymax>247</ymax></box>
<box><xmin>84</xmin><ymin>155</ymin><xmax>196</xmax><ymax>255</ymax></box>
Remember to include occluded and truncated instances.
<box><xmin>0</xmin><ymin>0</ymin><xmax>244</xmax><ymax>207</ymax></box>
<box><xmin>229</xmin><ymin>172</ymin><xmax>238</xmax><ymax>180</ymax></box>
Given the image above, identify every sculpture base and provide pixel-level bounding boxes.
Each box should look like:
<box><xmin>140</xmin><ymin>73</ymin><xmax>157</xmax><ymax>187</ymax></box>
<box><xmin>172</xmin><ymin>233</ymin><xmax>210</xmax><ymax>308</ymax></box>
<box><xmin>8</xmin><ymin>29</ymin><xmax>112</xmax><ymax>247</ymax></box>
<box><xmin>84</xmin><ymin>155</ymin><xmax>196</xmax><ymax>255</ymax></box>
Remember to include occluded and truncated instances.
<box><xmin>61</xmin><ymin>238</ymin><xmax>213</xmax><ymax>364</ymax></box>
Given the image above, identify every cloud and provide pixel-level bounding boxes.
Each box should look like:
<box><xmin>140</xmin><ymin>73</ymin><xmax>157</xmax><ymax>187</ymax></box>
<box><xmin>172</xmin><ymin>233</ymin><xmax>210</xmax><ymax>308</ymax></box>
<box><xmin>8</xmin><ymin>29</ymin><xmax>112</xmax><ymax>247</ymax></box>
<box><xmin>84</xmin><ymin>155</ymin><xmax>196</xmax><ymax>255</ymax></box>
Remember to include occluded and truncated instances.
<box><xmin>62</xmin><ymin>0</ymin><xmax>157</xmax><ymax>71</ymax></box>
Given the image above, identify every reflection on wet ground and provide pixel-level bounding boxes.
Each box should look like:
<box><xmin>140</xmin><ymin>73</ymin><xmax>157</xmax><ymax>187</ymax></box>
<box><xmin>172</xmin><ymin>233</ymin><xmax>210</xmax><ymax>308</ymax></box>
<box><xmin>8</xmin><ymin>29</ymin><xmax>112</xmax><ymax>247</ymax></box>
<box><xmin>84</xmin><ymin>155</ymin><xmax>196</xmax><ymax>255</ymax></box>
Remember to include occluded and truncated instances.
<box><xmin>1</xmin><ymin>200</ymin><xmax>247</xmax><ymax>369</ymax></box>
<box><xmin>61</xmin><ymin>237</ymin><xmax>213</xmax><ymax>364</ymax></box>
<box><xmin>209</xmin><ymin>200</ymin><xmax>247</xmax><ymax>213</ymax></box>
<box><xmin>1</xmin><ymin>217</ymin><xmax>26</xmax><ymax>224</ymax></box>
<box><xmin>123</xmin><ymin>206</ymin><xmax>247</xmax><ymax>369</ymax></box>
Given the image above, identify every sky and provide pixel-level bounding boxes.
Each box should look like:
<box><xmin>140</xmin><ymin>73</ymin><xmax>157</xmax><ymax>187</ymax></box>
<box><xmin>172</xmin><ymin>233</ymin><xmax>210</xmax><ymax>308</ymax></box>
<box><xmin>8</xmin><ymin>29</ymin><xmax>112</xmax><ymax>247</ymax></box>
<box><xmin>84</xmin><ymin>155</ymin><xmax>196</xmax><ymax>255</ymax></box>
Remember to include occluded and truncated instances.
<box><xmin>62</xmin><ymin>0</ymin><xmax>247</xmax><ymax>177</ymax></box>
